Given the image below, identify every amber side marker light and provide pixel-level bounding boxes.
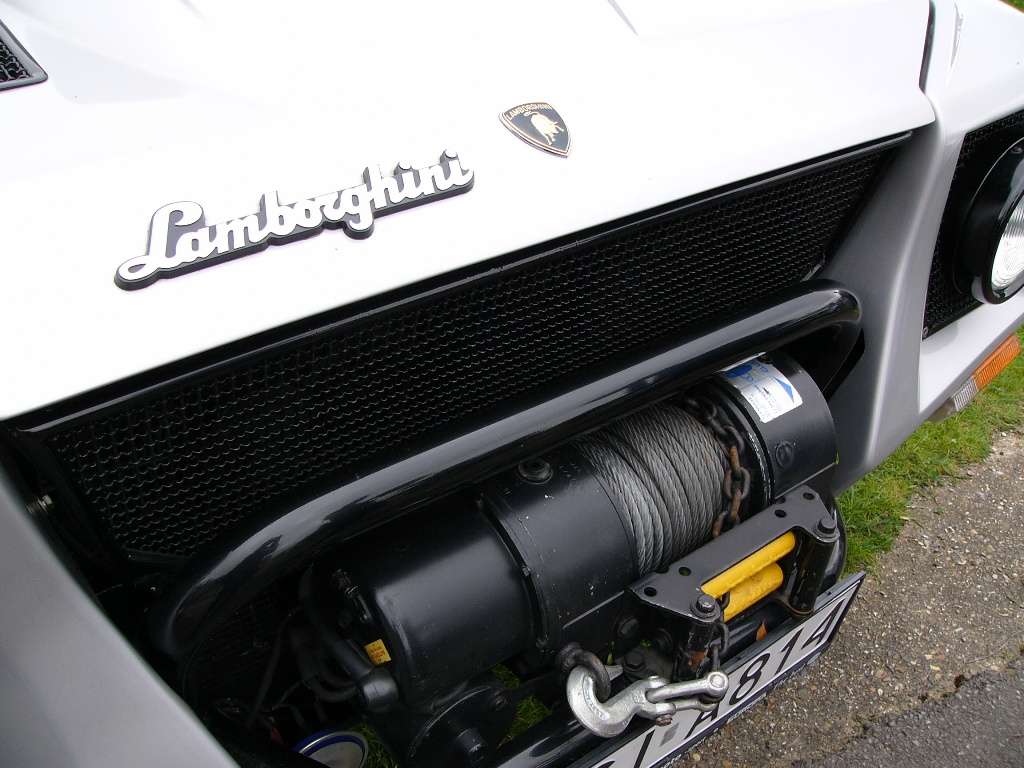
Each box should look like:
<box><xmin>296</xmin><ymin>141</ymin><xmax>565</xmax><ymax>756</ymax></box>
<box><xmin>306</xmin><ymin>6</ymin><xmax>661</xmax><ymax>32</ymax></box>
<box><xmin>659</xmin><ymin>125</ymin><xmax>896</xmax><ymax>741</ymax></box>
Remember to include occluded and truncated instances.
<box><xmin>930</xmin><ymin>333</ymin><xmax>1021</xmax><ymax>423</ymax></box>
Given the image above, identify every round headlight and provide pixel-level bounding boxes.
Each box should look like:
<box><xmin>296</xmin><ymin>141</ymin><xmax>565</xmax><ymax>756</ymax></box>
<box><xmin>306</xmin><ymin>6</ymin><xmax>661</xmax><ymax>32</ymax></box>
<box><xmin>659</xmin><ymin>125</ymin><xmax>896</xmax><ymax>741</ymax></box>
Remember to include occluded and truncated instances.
<box><xmin>989</xmin><ymin>194</ymin><xmax>1024</xmax><ymax>294</ymax></box>
<box><xmin>957</xmin><ymin>140</ymin><xmax>1024</xmax><ymax>304</ymax></box>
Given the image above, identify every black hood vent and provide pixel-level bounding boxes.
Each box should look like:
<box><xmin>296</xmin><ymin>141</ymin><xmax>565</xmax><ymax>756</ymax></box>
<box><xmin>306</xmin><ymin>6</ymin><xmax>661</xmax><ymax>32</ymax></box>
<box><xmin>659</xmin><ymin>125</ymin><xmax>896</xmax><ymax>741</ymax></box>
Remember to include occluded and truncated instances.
<box><xmin>0</xmin><ymin>21</ymin><xmax>45</xmax><ymax>90</ymax></box>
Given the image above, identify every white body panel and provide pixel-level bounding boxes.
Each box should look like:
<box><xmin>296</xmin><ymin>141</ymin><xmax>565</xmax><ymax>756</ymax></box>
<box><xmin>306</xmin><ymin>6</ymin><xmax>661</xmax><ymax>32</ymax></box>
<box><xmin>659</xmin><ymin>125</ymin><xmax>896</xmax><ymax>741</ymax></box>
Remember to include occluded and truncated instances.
<box><xmin>2</xmin><ymin>2</ymin><xmax>1024</xmax><ymax>767</ymax></box>
<box><xmin>0</xmin><ymin>0</ymin><xmax>934</xmax><ymax>418</ymax></box>
<box><xmin>824</xmin><ymin>0</ymin><xmax>1024</xmax><ymax>485</ymax></box>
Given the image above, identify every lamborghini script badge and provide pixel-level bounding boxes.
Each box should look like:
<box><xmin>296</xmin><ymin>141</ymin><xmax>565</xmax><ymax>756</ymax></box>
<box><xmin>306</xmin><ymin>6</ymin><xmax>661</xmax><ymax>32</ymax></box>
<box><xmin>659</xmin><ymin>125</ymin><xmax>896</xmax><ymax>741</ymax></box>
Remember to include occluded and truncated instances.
<box><xmin>115</xmin><ymin>150</ymin><xmax>474</xmax><ymax>290</ymax></box>
<box><xmin>500</xmin><ymin>103</ymin><xmax>571</xmax><ymax>157</ymax></box>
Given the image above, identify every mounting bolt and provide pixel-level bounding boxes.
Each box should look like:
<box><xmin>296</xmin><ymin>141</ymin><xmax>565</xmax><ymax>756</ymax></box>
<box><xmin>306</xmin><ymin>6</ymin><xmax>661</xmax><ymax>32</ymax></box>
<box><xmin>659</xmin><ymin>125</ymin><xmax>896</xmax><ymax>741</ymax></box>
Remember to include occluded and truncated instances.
<box><xmin>814</xmin><ymin>515</ymin><xmax>838</xmax><ymax>537</ymax></box>
<box><xmin>517</xmin><ymin>458</ymin><xmax>553</xmax><ymax>484</ymax></box>
<box><xmin>27</xmin><ymin>494</ymin><xmax>54</xmax><ymax>518</ymax></box>
<box><xmin>623</xmin><ymin>650</ymin><xmax>645</xmax><ymax>674</ymax></box>
<box><xmin>489</xmin><ymin>693</ymin><xmax>508</xmax><ymax>712</ymax></box>
<box><xmin>455</xmin><ymin>728</ymin><xmax>488</xmax><ymax>765</ymax></box>
<box><xmin>774</xmin><ymin>441</ymin><xmax>796</xmax><ymax>468</ymax></box>
<box><xmin>330</xmin><ymin>570</ymin><xmax>349</xmax><ymax>591</ymax></box>
<box><xmin>693</xmin><ymin>593</ymin><xmax>718</xmax><ymax>618</ymax></box>
<box><xmin>651</xmin><ymin>629</ymin><xmax>674</xmax><ymax>655</ymax></box>
<box><xmin>617</xmin><ymin>616</ymin><xmax>640</xmax><ymax>640</ymax></box>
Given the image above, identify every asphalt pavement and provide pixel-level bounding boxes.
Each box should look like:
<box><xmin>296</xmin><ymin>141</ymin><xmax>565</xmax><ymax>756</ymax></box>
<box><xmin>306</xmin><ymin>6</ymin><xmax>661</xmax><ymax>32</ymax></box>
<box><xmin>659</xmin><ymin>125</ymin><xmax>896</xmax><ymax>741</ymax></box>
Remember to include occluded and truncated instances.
<box><xmin>801</xmin><ymin>657</ymin><xmax>1024</xmax><ymax>768</ymax></box>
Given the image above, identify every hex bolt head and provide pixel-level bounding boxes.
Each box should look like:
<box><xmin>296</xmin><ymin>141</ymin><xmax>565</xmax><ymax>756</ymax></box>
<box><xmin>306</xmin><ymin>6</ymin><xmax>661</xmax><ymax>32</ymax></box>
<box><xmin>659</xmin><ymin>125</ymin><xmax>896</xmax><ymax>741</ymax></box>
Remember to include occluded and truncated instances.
<box><xmin>623</xmin><ymin>650</ymin><xmax>645</xmax><ymax>673</ymax></box>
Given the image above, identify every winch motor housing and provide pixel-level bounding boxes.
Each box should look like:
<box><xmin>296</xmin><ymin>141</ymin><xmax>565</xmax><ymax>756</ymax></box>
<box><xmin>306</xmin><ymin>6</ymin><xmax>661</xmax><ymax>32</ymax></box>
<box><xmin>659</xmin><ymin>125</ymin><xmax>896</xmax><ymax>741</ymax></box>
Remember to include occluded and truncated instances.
<box><xmin>295</xmin><ymin>353</ymin><xmax>844</xmax><ymax>766</ymax></box>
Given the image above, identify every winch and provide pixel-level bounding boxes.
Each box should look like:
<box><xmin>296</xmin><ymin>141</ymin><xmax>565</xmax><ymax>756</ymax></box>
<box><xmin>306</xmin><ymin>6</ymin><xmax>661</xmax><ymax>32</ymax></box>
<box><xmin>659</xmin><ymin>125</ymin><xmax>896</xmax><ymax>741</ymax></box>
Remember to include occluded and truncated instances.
<box><xmin>291</xmin><ymin>352</ymin><xmax>844</xmax><ymax>767</ymax></box>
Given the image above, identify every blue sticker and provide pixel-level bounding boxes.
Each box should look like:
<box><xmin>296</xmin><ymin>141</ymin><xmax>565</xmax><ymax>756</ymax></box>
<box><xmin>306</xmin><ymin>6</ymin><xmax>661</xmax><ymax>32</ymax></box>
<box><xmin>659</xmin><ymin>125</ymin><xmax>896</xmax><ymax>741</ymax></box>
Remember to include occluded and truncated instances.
<box><xmin>725</xmin><ymin>364</ymin><xmax>752</xmax><ymax>378</ymax></box>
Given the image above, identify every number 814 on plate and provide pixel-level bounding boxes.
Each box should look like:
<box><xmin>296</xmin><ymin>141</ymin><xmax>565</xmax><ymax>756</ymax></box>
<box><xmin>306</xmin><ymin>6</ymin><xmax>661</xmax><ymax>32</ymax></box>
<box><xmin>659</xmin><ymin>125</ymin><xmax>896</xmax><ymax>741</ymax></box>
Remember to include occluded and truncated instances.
<box><xmin>584</xmin><ymin>573</ymin><xmax>865</xmax><ymax>768</ymax></box>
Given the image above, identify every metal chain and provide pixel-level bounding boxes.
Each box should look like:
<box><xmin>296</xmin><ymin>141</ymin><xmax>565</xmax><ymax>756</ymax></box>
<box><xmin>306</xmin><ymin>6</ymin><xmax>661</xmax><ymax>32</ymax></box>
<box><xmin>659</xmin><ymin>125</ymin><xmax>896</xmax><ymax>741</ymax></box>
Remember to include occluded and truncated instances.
<box><xmin>680</xmin><ymin>396</ymin><xmax>752</xmax><ymax>538</ymax></box>
<box><xmin>707</xmin><ymin>619</ymin><xmax>730</xmax><ymax>672</ymax></box>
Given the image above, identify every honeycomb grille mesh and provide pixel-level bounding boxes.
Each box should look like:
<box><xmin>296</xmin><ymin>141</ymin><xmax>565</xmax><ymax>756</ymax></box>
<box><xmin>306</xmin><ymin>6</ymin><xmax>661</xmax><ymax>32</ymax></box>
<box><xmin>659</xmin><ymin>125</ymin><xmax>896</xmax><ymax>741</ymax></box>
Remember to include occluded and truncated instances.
<box><xmin>184</xmin><ymin>582</ymin><xmax>292</xmax><ymax>706</ymax></box>
<box><xmin>924</xmin><ymin>108</ymin><xmax>1024</xmax><ymax>336</ymax></box>
<box><xmin>45</xmin><ymin>148</ymin><xmax>891</xmax><ymax>559</ymax></box>
<box><xmin>0</xmin><ymin>38</ymin><xmax>29</xmax><ymax>82</ymax></box>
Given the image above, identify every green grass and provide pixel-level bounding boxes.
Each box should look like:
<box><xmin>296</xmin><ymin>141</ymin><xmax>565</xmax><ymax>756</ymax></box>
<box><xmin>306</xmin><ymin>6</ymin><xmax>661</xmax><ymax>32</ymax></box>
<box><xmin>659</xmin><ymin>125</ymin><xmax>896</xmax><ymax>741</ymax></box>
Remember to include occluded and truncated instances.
<box><xmin>842</xmin><ymin>0</ymin><xmax>1023</xmax><ymax>561</ymax></box>
<box><xmin>492</xmin><ymin>666</ymin><xmax>552</xmax><ymax>743</ymax></box>
<box><xmin>841</xmin><ymin>330</ymin><xmax>1024</xmax><ymax>572</ymax></box>
<box><xmin>842</xmin><ymin>0</ymin><xmax>1023</xmax><ymax>560</ymax></box>
<box><xmin>359</xmin><ymin>726</ymin><xmax>397</xmax><ymax>768</ymax></box>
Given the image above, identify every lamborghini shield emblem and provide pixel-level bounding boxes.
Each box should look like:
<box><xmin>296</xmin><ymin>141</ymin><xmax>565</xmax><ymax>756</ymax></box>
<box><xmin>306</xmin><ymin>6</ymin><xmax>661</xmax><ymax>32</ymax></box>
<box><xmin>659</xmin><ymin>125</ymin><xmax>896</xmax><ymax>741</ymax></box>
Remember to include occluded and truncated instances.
<box><xmin>500</xmin><ymin>103</ymin><xmax>571</xmax><ymax>157</ymax></box>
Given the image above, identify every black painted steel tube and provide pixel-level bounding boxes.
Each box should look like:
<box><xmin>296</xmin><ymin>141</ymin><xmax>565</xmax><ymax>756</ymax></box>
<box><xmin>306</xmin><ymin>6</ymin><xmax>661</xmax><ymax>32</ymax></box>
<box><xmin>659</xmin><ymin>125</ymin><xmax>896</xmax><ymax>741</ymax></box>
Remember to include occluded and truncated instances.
<box><xmin>148</xmin><ymin>280</ymin><xmax>861</xmax><ymax>660</ymax></box>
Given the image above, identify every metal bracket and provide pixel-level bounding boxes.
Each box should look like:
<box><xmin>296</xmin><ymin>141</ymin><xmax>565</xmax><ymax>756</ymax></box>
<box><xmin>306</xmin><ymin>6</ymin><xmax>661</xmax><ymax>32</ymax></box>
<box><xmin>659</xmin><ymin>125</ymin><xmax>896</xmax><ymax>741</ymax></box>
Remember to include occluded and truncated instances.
<box><xmin>566</xmin><ymin>664</ymin><xmax>729</xmax><ymax>738</ymax></box>
<box><xmin>628</xmin><ymin>485</ymin><xmax>839</xmax><ymax>621</ymax></box>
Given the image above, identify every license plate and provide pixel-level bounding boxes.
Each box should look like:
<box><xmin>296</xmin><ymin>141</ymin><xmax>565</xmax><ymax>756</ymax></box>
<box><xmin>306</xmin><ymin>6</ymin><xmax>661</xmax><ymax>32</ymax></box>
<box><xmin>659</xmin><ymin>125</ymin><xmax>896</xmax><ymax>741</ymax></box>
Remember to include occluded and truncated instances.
<box><xmin>581</xmin><ymin>573</ymin><xmax>864</xmax><ymax>768</ymax></box>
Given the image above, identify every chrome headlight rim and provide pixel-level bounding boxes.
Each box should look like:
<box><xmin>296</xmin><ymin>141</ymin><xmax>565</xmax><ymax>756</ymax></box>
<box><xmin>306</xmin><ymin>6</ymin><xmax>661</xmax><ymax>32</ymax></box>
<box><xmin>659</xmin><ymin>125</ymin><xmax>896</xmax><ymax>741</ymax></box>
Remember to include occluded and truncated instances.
<box><xmin>958</xmin><ymin>138</ymin><xmax>1024</xmax><ymax>304</ymax></box>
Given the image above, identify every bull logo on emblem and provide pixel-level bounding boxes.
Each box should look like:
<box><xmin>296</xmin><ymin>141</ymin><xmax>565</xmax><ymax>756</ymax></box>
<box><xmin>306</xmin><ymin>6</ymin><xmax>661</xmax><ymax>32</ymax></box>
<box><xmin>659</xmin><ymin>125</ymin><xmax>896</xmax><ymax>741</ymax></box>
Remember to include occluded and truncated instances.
<box><xmin>527</xmin><ymin>111</ymin><xmax>564</xmax><ymax>147</ymax></box>
<box><xmin>500</xmin><ymin>103</ymin><xmax>571</xmax><ymax>157</ymax></box>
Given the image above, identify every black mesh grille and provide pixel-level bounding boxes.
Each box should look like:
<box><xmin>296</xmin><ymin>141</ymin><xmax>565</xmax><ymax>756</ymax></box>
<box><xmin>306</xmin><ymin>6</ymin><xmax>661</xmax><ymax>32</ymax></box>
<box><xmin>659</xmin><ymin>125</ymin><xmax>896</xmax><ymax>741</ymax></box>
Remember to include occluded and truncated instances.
<box><xmin>922</xmin><ymin>255</ymin><xmax>977</xmax><ymax>336</ymax></box>
<box><xmin>0</xmin><ymin>22</ymin><xmax>44</xmax><ymax>90</ymax></box>
<box><xmin>183</xmin><ymin>582</ymin><xmax>295</xmax><ymax>706</ymax></box>
<box><xmin>0</xmin><ymin>38</ymin><xmax>29</xmax><ymax>82</ymax></box>
<box><xmin>184</xmin><ymin>585</ymin><xmax>284</xmax><ymax>708</ymax></box>
<box><xmin>923</xmin><ymin>108</ymin><xmax>1024</xmax><ymax>336</ymax></box>
<box><xmin>40</xmin><ymin>145</ymin><xmax>894</xmax><ymax>559</ymax></box>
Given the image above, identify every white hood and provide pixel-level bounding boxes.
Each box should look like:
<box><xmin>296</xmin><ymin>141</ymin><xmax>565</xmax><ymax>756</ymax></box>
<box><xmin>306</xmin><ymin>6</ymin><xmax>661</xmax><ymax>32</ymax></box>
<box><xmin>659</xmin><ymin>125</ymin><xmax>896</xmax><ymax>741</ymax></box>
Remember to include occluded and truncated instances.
<box><xmin>0</xmin><ymin>0</ymin><xmax>934</xmax><ymax>417</ymax></box>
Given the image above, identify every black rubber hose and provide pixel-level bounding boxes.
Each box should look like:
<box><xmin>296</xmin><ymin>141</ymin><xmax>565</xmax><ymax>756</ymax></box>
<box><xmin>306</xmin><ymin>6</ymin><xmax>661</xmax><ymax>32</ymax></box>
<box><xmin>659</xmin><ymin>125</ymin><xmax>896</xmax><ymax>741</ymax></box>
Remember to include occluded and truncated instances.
<box><xmin>245</xmin><ymin>607</ymin><xmax>300</xmax><ymax>728</ymax></box>
<box><xmin>298</xmin><ymin>570</ymin><xmax>375</xmax><ymax>680</ymax></box>
<box><xmin>312</xmin><ymin>645</ymin><xmax>357</xmax><ymax>691</ymax></box>
<box><xmin>288</xmin><ymin>625</ymin><xmax>359</xmax><ymax>705</ymax></box>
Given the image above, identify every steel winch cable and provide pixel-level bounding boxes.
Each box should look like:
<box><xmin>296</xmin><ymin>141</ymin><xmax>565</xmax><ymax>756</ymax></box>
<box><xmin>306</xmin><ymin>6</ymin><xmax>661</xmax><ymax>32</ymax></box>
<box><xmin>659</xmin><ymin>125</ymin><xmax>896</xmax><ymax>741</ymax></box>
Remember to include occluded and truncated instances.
<box><xmin>574</xmin><ymin>403</ymin><xmax>727</xmax><ymax>575</ymax></box>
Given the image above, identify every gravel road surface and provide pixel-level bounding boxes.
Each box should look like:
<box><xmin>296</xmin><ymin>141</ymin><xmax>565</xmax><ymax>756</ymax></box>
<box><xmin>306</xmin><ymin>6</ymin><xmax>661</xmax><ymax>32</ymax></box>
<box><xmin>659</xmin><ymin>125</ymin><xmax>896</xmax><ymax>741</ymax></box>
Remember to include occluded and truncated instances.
<box><xmin>674</xmin><ymin>429</ymin><xmax>1024</xmax><ymax>768</ymax></box>
<box><xmin>803</xmin><ymin>657</ymin><xmax>1024</xmax><ymax>768</ymax></box>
